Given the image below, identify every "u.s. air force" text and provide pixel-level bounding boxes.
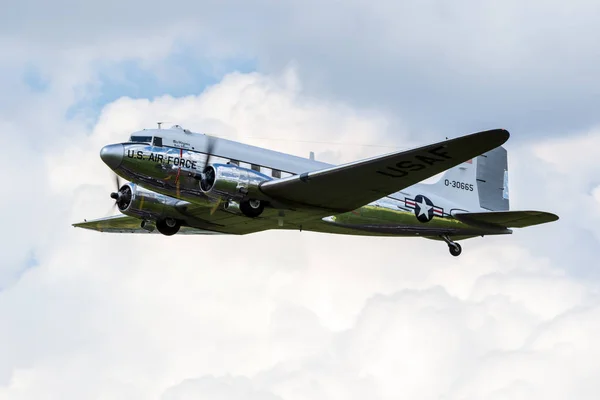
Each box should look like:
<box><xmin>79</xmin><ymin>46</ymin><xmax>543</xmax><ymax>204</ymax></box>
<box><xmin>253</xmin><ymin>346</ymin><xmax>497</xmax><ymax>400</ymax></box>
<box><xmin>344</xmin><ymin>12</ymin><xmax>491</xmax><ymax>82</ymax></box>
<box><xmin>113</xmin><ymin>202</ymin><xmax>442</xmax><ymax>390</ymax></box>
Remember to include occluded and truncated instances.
<box><xmin>376</xmin><ymin>146</ymin><xmax>451</xmax><ymax>178</ymax></box>
<box><xmin>127</xmin><ymin>150</ymin><xmax>198</xmax><ymax>169</ymax></box>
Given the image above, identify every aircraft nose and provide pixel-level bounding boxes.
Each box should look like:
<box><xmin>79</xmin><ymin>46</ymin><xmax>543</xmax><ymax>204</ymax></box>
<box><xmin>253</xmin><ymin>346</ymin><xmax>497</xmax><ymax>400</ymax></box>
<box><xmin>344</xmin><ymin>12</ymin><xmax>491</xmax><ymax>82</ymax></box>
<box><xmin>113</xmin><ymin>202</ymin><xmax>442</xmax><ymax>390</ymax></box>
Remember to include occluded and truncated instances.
<box><xmin>100</xmin><ymin>144</ymin><xmax>124</xmax><ymax>169</ymax></box>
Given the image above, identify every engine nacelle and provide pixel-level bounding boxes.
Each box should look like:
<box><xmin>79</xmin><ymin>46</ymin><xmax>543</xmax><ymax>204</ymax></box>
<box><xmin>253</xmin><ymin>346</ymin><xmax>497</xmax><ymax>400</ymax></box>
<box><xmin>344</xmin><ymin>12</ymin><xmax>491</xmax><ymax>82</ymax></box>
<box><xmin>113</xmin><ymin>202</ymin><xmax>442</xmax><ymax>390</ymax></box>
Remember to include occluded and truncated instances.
<box><xmin>200</xmin><ymin>164</ymin><xmax>272</xmax><ymax>218</ymax></box>
<box><xmin>200</xmin><ymin>163</ymin><xmax>272</xmax><ymax>202</ymax></box>
<box><xmin>114</xmin><ymin>183</ymin><xmax>182</xmax><ymax>220</ymax></box>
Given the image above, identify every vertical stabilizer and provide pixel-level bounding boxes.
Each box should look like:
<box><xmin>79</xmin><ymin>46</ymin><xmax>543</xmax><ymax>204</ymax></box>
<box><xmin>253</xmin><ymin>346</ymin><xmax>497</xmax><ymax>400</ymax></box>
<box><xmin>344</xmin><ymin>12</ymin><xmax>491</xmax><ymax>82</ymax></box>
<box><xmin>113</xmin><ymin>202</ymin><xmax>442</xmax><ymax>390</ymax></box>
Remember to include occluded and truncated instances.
<box><xmin>413</xmin><ymin>146</ymin><xmax>509</xmax><ymax>212</ymax></box>
<box><xmin>476</xmin><ymin>146</ymin><xmax>509</xmax><ymax>211</ymax></box>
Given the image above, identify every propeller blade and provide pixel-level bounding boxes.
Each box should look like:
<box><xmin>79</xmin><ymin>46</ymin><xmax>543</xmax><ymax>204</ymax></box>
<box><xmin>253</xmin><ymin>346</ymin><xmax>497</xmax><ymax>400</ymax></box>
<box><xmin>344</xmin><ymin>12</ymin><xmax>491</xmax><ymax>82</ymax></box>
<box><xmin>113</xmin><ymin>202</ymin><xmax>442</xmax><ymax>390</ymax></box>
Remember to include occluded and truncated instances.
<box><xmin>210</xmin><ymin>198</ymin><xmax>222</xmax><ymax>215</ymax></box>
<box><xmin>110</xmin><ymin>173</ymin><xmax>124</xmax><ymax>211</ymax></box>
<box><xmin>201</xmin><ymin>135</ymin><xmax>217</xmax><ymax>172</ymax></box>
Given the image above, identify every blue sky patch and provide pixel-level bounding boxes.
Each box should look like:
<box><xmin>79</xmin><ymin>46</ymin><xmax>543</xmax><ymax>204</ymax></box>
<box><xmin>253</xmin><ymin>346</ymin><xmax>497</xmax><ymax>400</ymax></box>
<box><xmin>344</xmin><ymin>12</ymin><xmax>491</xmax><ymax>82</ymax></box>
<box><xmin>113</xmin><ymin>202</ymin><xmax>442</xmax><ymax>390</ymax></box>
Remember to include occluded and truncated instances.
<box><xmin>22</xmin><ymin>65</ymin><xmax>50</xmax><ymax>92</ymax></box>
<box><xmin>65</xmin><ymin>48</ymin><xmax>256</xmax><ymax>123</ymax></box>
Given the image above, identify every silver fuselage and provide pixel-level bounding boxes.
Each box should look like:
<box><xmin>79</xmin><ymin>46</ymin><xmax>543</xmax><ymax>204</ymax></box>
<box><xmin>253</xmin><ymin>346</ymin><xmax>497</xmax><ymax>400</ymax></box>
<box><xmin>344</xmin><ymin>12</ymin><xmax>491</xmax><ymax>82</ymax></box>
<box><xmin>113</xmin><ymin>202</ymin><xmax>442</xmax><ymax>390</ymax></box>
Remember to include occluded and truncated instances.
<box><xmin>101</xmin><ymin>126</ymin><xmax>509</xmax><ymax>238</ymax></box>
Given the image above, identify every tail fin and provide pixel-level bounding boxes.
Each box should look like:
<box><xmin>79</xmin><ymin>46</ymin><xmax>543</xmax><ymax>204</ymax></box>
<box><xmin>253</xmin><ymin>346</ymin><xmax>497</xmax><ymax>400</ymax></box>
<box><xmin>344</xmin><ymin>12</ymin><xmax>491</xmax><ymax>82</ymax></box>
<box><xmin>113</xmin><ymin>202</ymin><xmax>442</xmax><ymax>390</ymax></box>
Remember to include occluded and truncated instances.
<box><xmin>415</xmin><ymin>146</ymin><xmax>509</xmax><ymax>211</ymax></box>
<box><xmin>476</xmin><ymin>146</ymin><xmax>509</xmax><ymax>211</ymax></box>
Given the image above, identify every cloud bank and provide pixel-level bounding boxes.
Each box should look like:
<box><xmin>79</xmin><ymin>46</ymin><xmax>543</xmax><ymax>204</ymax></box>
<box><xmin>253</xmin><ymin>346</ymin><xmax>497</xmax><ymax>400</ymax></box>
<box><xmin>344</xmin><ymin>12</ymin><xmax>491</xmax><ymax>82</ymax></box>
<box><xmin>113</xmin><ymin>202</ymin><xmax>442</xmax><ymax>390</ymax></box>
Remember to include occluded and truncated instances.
<box><xmin>2</xmin><ymin>1</ymin><xmax>600</xmax><ymax>399</ymax></box>
<box><xmin>1</xmin><ymin>69</ymin><xmax>599</xmax><ymax>399</ymax></box>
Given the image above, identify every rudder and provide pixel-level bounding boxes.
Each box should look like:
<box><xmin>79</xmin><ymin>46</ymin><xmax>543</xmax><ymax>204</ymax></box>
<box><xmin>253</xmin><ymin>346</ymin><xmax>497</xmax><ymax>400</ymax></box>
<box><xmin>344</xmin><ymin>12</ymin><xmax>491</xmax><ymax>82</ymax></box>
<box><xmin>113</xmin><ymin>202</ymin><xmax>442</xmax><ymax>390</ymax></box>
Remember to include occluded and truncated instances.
<box><xmin>476</xmin><ymin>146</ymin><xmax>509</xmax><ymax>211</ymax></box>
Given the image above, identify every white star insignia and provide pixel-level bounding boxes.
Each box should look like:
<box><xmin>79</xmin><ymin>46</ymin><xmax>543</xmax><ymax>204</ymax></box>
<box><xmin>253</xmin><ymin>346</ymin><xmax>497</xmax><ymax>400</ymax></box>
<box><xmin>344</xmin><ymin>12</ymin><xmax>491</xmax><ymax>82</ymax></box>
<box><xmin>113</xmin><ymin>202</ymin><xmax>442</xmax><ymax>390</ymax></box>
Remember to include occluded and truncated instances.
<box><xmin>416</xmin><ymin>198</ymin><xmax>432</xmax><ymax>219</ymax></box>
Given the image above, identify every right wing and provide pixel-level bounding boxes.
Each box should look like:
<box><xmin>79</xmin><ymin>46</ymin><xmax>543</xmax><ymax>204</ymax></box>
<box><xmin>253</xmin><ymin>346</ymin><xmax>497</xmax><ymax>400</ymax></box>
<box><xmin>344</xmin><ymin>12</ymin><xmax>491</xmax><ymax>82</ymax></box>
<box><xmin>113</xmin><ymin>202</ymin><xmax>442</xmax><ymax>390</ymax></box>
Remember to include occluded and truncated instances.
<box><xmin>260</xmin><ymin>129</ymin><xmax>510</xmax><ymax>212</ymax></box>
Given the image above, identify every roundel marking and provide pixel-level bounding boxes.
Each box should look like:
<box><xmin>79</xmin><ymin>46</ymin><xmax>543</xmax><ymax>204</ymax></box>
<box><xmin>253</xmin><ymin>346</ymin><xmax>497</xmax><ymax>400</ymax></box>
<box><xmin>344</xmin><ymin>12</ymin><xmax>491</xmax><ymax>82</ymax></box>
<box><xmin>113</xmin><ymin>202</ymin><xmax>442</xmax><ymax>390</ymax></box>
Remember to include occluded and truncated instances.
<box><xmin>414</xmin><ymin>194</ymin><xmax>434</xmax><ymax>223</ymax></box>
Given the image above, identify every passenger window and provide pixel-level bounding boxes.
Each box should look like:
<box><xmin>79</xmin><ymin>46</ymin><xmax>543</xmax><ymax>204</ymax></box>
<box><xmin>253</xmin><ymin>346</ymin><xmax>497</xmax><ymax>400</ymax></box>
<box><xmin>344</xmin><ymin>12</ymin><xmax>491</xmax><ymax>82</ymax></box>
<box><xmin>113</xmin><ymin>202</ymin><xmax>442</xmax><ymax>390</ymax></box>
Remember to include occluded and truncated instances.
<box><xmin>272</xmin><ymin>169</ymin><xmax>281</xmax><ymax>178</ymax></box>
<box><xmin>153</xmin><ymin>137</ymin><xmax>163</xmax><ymax>147</ymax></box>
<box><xmin>229</xmin><ymin>160</ymin><xmax>239</xmax><ymax>166</ymax></box>
<box><xmin>251</xmin><ymin>164</ymin><xmax>261</xmax><ymax>172</ymax></box>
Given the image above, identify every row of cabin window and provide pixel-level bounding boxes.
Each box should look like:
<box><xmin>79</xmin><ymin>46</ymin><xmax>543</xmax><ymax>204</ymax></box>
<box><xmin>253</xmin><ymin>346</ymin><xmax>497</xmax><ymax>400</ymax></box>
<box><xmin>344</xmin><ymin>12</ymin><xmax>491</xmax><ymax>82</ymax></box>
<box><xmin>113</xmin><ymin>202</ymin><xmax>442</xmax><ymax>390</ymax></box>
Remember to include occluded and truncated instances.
<box><xmin>132</xmin><ymin>140</ymin><xmax>290</xmax><ymax>180</ymax></box>
<box><xmin>227</xmin><ymin>160</ymin><xmax>291</xmax><ymax>179</ymax></box>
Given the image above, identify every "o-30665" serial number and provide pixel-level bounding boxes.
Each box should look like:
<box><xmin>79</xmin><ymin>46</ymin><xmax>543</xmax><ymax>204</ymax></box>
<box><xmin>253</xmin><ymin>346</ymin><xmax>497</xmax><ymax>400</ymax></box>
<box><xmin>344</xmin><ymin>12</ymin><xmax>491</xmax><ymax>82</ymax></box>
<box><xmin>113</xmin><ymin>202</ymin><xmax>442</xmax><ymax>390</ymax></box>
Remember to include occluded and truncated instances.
<box><xmin>444</xmin><ymin>180</ymin><xmax>474</xmax><ymax>191</ymax></box>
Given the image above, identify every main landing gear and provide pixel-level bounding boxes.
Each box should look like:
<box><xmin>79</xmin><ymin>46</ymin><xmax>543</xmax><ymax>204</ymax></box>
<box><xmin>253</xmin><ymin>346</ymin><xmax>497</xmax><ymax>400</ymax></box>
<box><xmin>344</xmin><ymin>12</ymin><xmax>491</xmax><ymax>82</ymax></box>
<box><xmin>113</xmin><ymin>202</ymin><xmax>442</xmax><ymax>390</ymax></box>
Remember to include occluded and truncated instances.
<box><xmin>156</xmin><ymin>218</ymin><xmax>181</xmax><ymax>236</ymax></box>
<box><xmin>441</xmin><ymin>235</ymin><xmax>462</xmax><ymax>257</ymax></box>
<box><xmin>240</xmin><ymin>199</ymin><xmax>265</xmax><ymax>218</ymax></box>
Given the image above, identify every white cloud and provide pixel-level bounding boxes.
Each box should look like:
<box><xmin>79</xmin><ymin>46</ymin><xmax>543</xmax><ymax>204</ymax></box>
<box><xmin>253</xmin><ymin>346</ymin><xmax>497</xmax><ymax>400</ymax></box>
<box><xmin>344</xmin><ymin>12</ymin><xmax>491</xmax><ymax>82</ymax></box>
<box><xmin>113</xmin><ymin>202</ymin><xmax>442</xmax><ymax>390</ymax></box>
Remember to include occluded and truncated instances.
<box><xmin>593</xmin><ymin>186</ymin><xmax>600</xmax><ymax>206</ymax></box>
<box><xmin>1</xmin><ymin>68</ymin><xmax>598</xmax><ymax>399</ymax></box>
<box><xmin>2</xmin><ymin>1</ymin><xmax>600</xmax><ymax>396</ymax></box>
<box><xmin>514</xmin><ymin>127</ymin><xmax>600</xmax><ymax>245</ymax></box>
<box><xmin>4</xmin><ymin>0</ymin><xmax>600</xmax><ymax>138</ymax></box>
<box><xmin>162</xmin><ymin>376</ymin><xmax>282</xmax><ymax>400</ymax></box>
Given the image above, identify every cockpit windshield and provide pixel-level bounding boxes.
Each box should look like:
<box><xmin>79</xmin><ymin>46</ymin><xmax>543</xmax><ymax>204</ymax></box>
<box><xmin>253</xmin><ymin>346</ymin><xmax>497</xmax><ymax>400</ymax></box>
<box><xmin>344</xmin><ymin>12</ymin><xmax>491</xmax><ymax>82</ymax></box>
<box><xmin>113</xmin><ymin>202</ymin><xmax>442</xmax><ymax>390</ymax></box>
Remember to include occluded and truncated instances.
<box><xmin>129</xmin><ymin>135</ymin><xmax>153</xmax><ymax>144</ymax></box>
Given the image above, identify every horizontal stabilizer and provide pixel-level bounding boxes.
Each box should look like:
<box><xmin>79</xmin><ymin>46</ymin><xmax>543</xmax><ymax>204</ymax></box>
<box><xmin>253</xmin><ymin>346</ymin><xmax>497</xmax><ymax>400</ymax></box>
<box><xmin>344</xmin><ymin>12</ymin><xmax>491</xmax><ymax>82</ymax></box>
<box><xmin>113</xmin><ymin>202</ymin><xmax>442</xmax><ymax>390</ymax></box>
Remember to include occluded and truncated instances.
<box><xmin>454</xmin><ymin>210</ymin><xmax>558</xmax><ymax>229</ymax></box>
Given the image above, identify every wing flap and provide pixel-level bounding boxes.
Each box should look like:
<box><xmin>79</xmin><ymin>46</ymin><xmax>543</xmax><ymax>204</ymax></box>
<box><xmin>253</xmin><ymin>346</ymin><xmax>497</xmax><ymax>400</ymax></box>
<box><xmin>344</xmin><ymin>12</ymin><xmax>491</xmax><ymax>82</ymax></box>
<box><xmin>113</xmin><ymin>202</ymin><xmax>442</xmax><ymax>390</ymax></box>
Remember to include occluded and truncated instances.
<box><xmin>259</xmin><ymin>129</ymin><xmax>510</xmax><ymax>212</ymax></box>
<box><xmin>454</xmin><ymin>210</ymin><xmax>559</xmax><ymax>229</ymax></box>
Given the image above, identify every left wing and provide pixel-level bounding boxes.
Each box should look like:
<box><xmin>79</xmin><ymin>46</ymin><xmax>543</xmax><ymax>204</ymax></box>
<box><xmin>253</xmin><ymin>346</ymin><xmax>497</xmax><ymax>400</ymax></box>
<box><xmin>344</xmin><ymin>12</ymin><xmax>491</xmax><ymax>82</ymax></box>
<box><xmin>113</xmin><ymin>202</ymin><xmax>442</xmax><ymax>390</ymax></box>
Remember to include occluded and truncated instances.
<box><xmin>259</xmin><ymin>129</ymin><xmax>510</xmax><ymax>212</ymax></box>
<box><xmin>73</xmin><ymin>215</ymin><xmax>226</xmax><ymax>234</ymax></box>
<box><xmin>73</xmin><ymin>205</ymin><xmax>313</xmax><ymax>235</ymax></box>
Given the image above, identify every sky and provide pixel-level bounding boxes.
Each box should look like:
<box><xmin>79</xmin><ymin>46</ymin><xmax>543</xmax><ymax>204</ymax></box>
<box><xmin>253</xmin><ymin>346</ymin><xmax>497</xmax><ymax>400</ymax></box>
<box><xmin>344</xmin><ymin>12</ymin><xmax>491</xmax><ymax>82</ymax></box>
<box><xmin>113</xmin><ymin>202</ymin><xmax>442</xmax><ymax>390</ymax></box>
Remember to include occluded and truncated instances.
<box><xmin>2</xmin><ymin>1</ymin><xmax>600</xmax><ymax>399</ymax></box>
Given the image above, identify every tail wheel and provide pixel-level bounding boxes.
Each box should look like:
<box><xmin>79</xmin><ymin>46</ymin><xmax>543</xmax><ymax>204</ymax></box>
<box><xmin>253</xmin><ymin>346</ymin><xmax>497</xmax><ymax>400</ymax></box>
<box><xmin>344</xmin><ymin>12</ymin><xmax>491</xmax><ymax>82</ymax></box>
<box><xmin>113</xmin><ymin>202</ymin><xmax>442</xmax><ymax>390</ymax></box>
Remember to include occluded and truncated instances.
<box><xmin>240</xmin><ymin>199</ymin><xmax>264</xmax><ymax>218</ymax></box>
<box><xmin>441</xmin><ymin>234</ymin><xmax>462</xmax><ymax>257</ymax></box>
<box><xmin>449</xmin><ymin>243</ymin><xmax>462</xmax><ymax>257</ymax></box>
<box><xmin>156</xmin><ymin>218</ymin><xmax>181</xmax><ymax>236</ymax></box>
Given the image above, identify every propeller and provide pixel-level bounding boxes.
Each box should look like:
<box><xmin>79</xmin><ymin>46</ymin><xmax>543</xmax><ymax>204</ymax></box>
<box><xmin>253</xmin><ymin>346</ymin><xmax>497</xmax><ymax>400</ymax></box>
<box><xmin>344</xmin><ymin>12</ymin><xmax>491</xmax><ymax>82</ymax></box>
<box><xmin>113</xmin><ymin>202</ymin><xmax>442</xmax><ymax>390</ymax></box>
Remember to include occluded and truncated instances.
<box><xmin>201</xmin><ymin>135</ymin><xmax>216</xmax><ymax>171</ymax></box>
<box><xmin>174</xmin><ymin>134</ymin><xmax>217</xmax><ymax>197</ymax></box>
<box><xmin>109</xmin><ymin>173</ymin><xmax>121</xmax><ymax>204</ymax></box>
<box><xmin>109</xmin><ymin>173</ymin><xmax>131</xmax><ymax>212</ymax></box>
<box><xmin>210</xmin><ymin>198</ymin><xmax>222</xmax><ymax>215</ymax></box>
<box><xmin>197</xmin><ymin>135</ymin><xmax>217</xmax><ymax>191</ymax></box>
<box><xmin>111</xmin><ymin>174</ymin><xmax>121</xmax><ymax>195</ymax></box>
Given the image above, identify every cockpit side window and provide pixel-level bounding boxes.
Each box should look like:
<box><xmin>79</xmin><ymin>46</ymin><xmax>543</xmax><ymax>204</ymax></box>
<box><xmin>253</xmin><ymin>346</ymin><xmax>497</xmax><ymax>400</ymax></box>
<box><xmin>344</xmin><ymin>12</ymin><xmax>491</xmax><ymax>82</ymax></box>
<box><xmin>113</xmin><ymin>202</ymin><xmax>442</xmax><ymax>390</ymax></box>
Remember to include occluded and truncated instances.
<box><xmin>129</xmin><ymin>135</ymin><xmax>153</xmax><ymax>144</ymax></box>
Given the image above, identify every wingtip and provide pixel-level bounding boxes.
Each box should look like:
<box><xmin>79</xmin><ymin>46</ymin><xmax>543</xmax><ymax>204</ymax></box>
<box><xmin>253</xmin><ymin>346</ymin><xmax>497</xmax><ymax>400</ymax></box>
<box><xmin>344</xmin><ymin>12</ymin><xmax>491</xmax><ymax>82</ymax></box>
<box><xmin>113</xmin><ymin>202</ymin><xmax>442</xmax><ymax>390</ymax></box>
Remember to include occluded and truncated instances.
<box><xmin>538</xmin><ymin>211</ymin><xmax>560</xmax><ymax>226</ymax></box>
<box><xmin>481</xmin><ymin>128</ymin><xmax>510</xmax><ymax>147</ymax></box>
<box><xmin>460</xmin><ymin>128</ymin><xmax>510</xmax><ymax>148</ymax></box>
<box><xmin>493</xmin><ymin>128</ymin><xmax>510</xmax><ymax>142</ymax></box>
<box><xmin>72</xmin><ymin>220</ymin><xmax>90</xmax><ymax>228</ymax></box>
<box><xmin>528</xmin><ymin>211</ymin><xmax>560</xmax><ymax>224</ymax></box>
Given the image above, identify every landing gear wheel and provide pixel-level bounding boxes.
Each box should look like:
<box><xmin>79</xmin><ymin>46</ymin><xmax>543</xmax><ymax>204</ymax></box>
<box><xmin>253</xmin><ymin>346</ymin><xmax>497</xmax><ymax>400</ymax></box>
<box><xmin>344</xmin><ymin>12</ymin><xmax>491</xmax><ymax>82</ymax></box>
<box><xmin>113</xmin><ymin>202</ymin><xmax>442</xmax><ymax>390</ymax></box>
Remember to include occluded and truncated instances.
<box><xmin>441</xmin><ymin>234</ymin><xmax>462</xmax><ymax>257</ymax></box>
<box><xmin>156</xmin><ymin>218</ymin><xmax>181</xmax><ymax>236</ymax></box>
<box><xmin>240</xmin><ymin>199</ymin><xmax>264</xmax><ymax>218</ymax></box>
<box><xmin>449</xmin><ymin>243</ymin><xmax>462</xmax><ymax>257</ymax></box>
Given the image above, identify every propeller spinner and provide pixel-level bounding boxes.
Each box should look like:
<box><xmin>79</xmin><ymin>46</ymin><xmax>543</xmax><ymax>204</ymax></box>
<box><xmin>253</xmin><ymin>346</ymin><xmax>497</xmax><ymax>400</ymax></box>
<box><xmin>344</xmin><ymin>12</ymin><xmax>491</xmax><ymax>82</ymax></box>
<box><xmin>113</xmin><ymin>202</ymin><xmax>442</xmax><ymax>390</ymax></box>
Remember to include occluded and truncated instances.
<box><xmin>109</xmin><ymin>175</ymin><xmax>132</xmax><ymax>211</ymax></box>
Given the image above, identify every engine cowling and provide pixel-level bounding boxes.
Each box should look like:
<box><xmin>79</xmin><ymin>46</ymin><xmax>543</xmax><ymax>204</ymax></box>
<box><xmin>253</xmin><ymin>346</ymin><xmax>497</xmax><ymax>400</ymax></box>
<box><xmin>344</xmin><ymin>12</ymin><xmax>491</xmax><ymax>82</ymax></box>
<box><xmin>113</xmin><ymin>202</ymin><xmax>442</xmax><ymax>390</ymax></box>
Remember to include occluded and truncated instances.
<box><xmin>113</xmin><ymin>183</ymin><xmax>183</xmax><ymax>233</ymax></box>
<box><xmin>200</xmin><ymin>163</ymin><xmax>271</xmax><ymax>217</ymax></box>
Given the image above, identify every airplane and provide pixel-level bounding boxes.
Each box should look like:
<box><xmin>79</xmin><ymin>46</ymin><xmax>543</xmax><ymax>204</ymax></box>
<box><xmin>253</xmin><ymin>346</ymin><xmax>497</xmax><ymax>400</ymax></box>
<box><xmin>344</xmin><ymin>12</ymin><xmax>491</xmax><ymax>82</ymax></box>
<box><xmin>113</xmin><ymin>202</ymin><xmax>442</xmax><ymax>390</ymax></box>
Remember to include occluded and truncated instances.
<box><xmin>73</xmin><ymin>125</ymin><xmax>558</xmax><ymax>256</ymax></box>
